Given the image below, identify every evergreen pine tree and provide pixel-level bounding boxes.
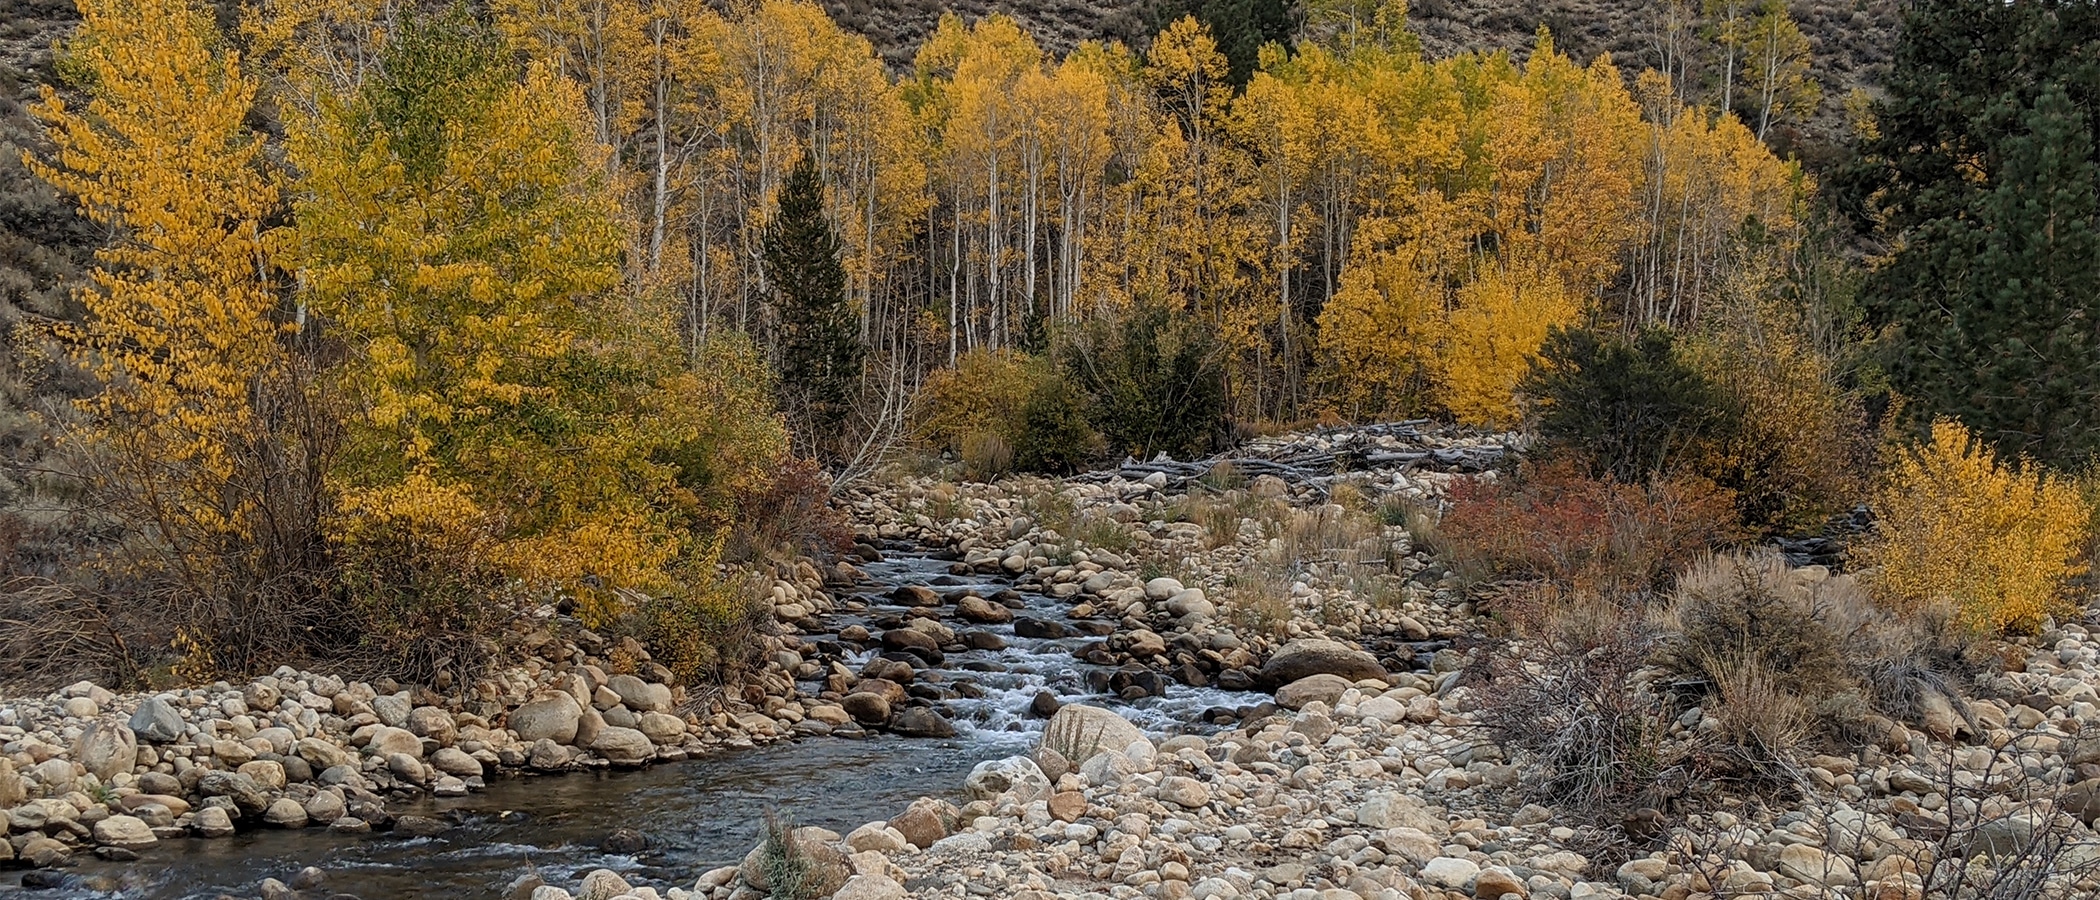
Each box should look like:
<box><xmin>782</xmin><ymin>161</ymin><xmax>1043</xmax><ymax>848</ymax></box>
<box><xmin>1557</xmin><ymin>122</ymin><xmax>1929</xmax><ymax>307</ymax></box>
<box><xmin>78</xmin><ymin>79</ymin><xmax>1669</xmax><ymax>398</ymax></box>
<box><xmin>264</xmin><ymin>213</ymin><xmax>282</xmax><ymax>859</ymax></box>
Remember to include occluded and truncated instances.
<box><xmin>763</xmin><ymin>156</ymin><xmax>863</xmax><ymax>445</ymax></box>
<box><xmin>1848</xmin><ymin>0</ymin><xmax>2100</xmax><ymax>467</ymax></box>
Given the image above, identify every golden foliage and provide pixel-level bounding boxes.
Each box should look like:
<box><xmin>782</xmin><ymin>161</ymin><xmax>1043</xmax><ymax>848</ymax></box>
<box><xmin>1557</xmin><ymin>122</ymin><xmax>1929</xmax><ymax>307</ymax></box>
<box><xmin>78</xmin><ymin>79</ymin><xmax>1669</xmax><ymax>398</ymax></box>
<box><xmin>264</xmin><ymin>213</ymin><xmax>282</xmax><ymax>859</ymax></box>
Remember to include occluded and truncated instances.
<box><xmin>26</xmin><ymin>0</ymin><xmax>285</xmax><ymax>553</ymax></box>
<box><xmin>1860</xmin><ymin>420</ymin><xmax>2093</xmax><ymax>634</ymax></box>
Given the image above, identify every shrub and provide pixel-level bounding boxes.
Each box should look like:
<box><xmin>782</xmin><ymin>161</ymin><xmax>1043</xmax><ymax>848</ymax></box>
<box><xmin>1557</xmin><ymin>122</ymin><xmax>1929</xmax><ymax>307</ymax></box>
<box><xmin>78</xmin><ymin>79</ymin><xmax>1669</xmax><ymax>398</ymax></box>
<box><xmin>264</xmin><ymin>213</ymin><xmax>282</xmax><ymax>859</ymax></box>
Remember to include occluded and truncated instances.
<box><xmin>1470</xmin><ymin>620</ymin><xmax>1680</xmax><ymax>815</ymax></box>
<box><xmin>1524</xmin><ymin>326</ymin><xmax>1730</xmax><ymax>483</ymax></box>
<box><xmin>1439</xmin><ymin>460</ymin><xmax>1742</xmax><ymax>595</ymax></box>
<box><xmin>1657</xmin><ymin>552</ymin><xmax>1973</xmax><ymax>771</ymax></box>
<box><xmin>917</xmin><ymin>350</ymin><xmax>1101</xmax><ymax>476</ymax></box>
<box><xmin>1859</xmin><ymin>420</ymin><xmax>2093</xmax><ymax>633</ymax></box>
<box><xmin>616</xmin><ymin>542</ymin><xmax>768</xmax><ymax>686</ymax></box>
<box><xmin>1013</xmin><ymin>377</ymin><xmax>1100</xmax><ymax>475</ymax></box>
<box><xmin>1058</xmin><ymin>300</ymin><xmax>1225</xmax><ymax>461</ymax></box>
<box><xmin>917</xmin><ymin>349</ymin><xmax>1042</xmax><ymax>455</ymax></box>
<box><xmin>727</xmin><ymin>455</ymin><xmax>853</xmax><ymax>563</ymax></box>
<box><xmin>1682</xmin><ymin>304</ymin><xmax>1872</xmax><ymax>534</ymax></box>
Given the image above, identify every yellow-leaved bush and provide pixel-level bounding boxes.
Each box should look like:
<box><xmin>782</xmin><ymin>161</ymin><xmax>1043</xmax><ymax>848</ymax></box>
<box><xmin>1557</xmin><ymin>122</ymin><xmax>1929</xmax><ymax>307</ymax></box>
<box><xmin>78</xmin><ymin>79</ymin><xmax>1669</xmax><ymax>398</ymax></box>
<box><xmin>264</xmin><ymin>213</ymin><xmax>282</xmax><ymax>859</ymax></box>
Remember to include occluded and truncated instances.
<box><xmin>1860</xmin><ymin>420</ymin><xmax>2093</xmax><ymax>633</ymax></box>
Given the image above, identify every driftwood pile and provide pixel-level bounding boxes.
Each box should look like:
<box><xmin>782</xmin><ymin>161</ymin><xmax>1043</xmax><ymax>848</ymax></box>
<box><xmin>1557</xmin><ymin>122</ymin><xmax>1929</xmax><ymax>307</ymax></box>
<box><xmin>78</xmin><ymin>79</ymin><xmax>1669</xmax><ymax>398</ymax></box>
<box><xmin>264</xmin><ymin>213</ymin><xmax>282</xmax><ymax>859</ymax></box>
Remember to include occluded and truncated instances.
<box><xmin>1072</xmin><ymin>420</ymin><xmax>1516</xmax><ymax>496</ymax></box>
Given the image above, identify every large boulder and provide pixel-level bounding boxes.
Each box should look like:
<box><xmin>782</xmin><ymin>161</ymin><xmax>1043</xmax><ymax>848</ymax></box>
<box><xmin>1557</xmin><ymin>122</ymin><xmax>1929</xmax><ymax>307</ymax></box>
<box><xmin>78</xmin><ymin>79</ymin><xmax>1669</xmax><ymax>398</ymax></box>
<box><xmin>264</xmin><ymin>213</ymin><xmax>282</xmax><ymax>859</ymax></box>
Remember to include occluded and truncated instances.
<box><xmin>739</xmin><ymin>827</ymin><xmax>847</xmax><ymax>896</ymax></box>
<box><xmin>964</xmin><ymin>756</ymin><xmax>1050</xmax><ymax>804</ymax></box>
<box><xmin>508</xmin><ymin>695</ymin><xmax>583</xmax><ymax>744</ymax></box>
<box><xmin>1258</xmin><ymin>638</ymin><xmax>1386</xmax><ymax>688</ymax></box>
<box><xmin>1036</xmin><ymin>705</ymin><xmax>1149</xmax><ymax>765</ymax></box>
<box><xmin>75</xmin><ymin>720</ymin><xmax>138</xmax><ymax>781</ymax></box>
<box><xmin>128</xmin><ymin>696</ymin><xmax>185</xmax><ymax>743</ymax></box>
<box><xmin>1274</xmin><ymin>674</ymin><xmax>1352</xmax><ymax>710</ymax></box>
<box><xmin>607</xmin><ymin>674</ymin><xmax>672</xmax><ymax>713</ymax></box>
<box><xmin>590</xmin><ymin>727</ymin><xmax>654</xmax><ymax>765</ymax></box>
<box><xmin>92</xmin><ymin>814</ymin><xmax>157</xmax><ymax>850</ymax></box>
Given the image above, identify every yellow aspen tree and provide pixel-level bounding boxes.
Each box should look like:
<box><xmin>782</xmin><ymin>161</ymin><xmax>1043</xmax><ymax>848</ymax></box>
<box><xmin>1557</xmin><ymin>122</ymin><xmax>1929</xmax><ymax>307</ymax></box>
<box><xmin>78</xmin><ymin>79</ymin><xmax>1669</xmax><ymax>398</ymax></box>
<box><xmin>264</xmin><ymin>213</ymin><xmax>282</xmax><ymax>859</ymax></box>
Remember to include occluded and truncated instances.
<box><xmin>27</xmin><ymin>0</ymin><xmax>287</xmax><ymax>579</ymax></box>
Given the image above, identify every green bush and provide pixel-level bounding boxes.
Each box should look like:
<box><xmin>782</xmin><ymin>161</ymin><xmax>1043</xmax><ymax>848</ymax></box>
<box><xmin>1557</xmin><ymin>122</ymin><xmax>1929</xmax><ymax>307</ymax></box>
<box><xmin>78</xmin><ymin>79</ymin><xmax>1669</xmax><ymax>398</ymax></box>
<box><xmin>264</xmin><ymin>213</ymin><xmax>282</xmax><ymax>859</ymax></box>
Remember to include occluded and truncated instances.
<box><xmin>1524</xmin><ymin>325</ymin><xmax>1730</xmax><ymax>483</ymax></box>
<box><xmin>1059</xmin><ymin>301</ymin><xmax>1224</xmax><ymax>462</ymax></box>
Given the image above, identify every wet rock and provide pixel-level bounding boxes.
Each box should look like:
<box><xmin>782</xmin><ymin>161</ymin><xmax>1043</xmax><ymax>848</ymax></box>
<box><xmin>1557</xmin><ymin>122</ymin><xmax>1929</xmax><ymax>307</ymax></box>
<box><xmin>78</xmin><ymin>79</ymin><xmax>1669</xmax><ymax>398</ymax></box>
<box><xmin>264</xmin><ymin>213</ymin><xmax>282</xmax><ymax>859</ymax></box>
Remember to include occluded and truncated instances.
<box><xmin>890</xmin><ymin>707</ymin><xmax>956</xmax><ymax>738</ymax></box>
<box><xmin>527</xmin><ymin>739</ymin><xmax>572</xmax><ymax>771</ymax></box>
<box><xmin>394</xmin><ymin>815</ymin><xmax>449</xmax><ymax>837</ymax></box>
<box><xmin>601</xmin><ymin>828</ymin><xmax>649</xmax><ymax>854</ymax></box>
<box><xmin>22</xmin><ymin>836</ymin><xmax>71</xmax><ymax>867</ymax></box>
<box><xmin>431</xmin><ymin>747</ymin><xmax>484</xmax><ymax>778</ymax></box>
<box><xmin>960</xmin><ymin>630</ymin><xmax>1007</xmax><ymax>651</ymax></box>
<box><xmin>892</xmin><ymin>584</ymin><xmax>941</xmax><ymax>606</ymax></box>
<box><xmin>1259</xmin><ymin>638</ymin><xmax>1387</xmax><ymax>687</ymax></box>
<box><xmin>842</xmin><ymin>692</ymin><xmax>891</xmax><ymax>724</ymax></box>
<box><xmin>1013</xmin><ymin>617</ymin><xmax>1069</xmax><ymax>639</ymax></box>
<box><xmin>289</xmin><ymin>867</ymin><xmax>327</xmax><ymax>890</ymax></box>
<box><xmin>1028</xmin><ymin>690</ymin><xmax>1061</xmax><ymax>719</ymax></box>
<box><xmin>957</xmin><ymin>595</ymin><xmax>1013</xmax><ymax>624</ymax></box>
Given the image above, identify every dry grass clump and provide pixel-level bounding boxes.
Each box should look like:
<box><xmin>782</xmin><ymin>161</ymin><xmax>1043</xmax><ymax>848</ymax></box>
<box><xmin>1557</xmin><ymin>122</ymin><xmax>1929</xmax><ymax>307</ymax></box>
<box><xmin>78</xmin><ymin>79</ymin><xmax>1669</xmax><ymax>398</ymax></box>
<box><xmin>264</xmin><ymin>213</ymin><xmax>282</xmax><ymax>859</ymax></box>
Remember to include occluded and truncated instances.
<box><xmin>1656</xmin><ymin>551</ymin><xmax>1975</xmax><ymax>768</ymax></box>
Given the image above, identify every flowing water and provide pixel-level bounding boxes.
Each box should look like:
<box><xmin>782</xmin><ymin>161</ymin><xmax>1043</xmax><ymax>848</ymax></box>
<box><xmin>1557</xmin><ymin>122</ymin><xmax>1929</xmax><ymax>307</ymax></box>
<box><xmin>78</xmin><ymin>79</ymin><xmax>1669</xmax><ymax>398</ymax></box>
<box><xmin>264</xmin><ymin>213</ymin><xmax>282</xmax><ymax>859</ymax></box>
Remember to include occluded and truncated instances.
<box><xmin>15</xmin><ymin>551</ymin><xmax>1263</xmax><ymax>899</ymax></box>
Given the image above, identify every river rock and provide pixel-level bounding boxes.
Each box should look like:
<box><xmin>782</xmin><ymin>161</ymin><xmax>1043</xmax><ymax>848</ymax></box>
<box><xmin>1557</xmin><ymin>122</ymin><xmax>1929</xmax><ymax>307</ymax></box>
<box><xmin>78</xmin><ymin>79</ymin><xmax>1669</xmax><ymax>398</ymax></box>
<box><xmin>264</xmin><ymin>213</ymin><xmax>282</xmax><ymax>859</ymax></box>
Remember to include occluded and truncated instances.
<box><xmin>576</xmin><ymin>868</ymin><xmax>632</xmax><ymax>900</ymax></box>
<box><xmin>889</xmin><ymin>798</ymin><xmax>955</xmax><ymax>849</ymax></box>
<box><xmin>200</xmin><ymin>770</ymin><xmax>270</xmax><ymax>815</ymax></box>
<box><xmin>891</xmin><ymin>707</ymin><xmax>957</xmax><ymax>737</ymax></box>
<box><xmin>1259</xmin><ymin>638</ymin><xmax>1387</xmax><ymax>687</ymax></box>
<box><xmin>22</xmin><ymin>837</ymin><xmax>70</xmax><ymax>867</ymax></box>
<box><xmin>193</xmin><ymin>806</ymin><xmax>236</xmax><ymax>838</ymax></box>
<box><xmin>265</xmin><ymin>798</ymin><xmax>309</xmax><ymax>828</ymax></box>
<box><xmin>528</xmin><ymin>739</ymin><xmax>571</xmax><ymax>770</ymax></box>
<box><xmin>1473</xmin><ymin>867</ymin><xmax>1527</xmax><ymax>899</ymax></box>
<box><xmin>128</xmin><ymin>696</ymin><xmax>185</xmax><ymax>743</ymax></box>
<box><xmin>296</xmin><ymin>737</ymin><xmax>354</xmax><ymax>770</ymax></box>
<box><xmin>1144</xmin><ymin>577</ymin><xmax>1185</xmax><ymax>600</ymax></box>
<box><xmin>368</xmin><ymin>726</ymin><xmax>423</xmax><ymax>759</ymax></box>
<box><xmin>0</xmin><ymin>759</ymin><xmax>22</xmax><ymax>807</ymax></box>
<box><xmin>407</xmin><ymin>706</ymin><xmax>457</xmax><ymax>744</ymax></box>
<box><xmin>239</xmin><ymin>760</ymin><xmax>288</xmax><ymax>790</ymax></box>
<box><xmin>510</xmin><ymin>695</ymin><xmax>583</xmax><ymax>744</ymax></box>
<box><xmin>1048</xmin><ymin>790</ymin><xmax>1086</xmax><ymax>823</ymax></box>
<box><xmin>372</xmin><ymin>694</ymin><xmax>412</xmax><ymax>727</ymax></box>
<box><xmin>591</xmin><ymin>727</ymin><xmax>654</xmax><ymax>765</ymax></box>
<box><xmin>92</xmin><ymin>814</ymin><xmax>157</xmax><ymax>850</ymax></box>
<box><xmin>957</xmin><ymin>595</ymin><xmax>1014</xmax><ymax>624</ymax></box>
<box><xmin>1014</xmin><ymin>617</ymin><xmax>1068</xmax><ymax>639</ymax></box>
<box><xmin>842</xmin><ymin>692</ymin><xmax>891</xmax><ymax>724</ymax></box>
<box><xmin>432</xmin><ymin>746</ymin><xmax>484</xmax><ymax>777</ymax></box>
<box><xmin>740</xmin><ymin>827</ymin><xmax>848</xmax><ymax>895</ymax></box>
<box><xmin>846</xmin><ymin>822</ymin><xmax>908</xmax><ymax>854</ymax></box>
<box><xmin>1158</xmin><ymin>776</ymin><xmax>1211</xmax><ymax>809</ymax></box>
<box><xmin>965</xmin><ymin>756</ymin><xmax>1050</xmax><ymax>804</ymax></box>
<box><xmin>892</xmin><ymin>585</ymin><xmax>940</xmax><ymax>606</ymax></box>
<box><xmin>1038</xmin><ymin>705</ymin><xmax>1150</xmax><ymax>764</ymax></box>
<box><xmin>75</xmin><ymin>720</ymin><xmax>137</xmax><ymax>781</ymax></box>
<box><xmin>833</xmin><ymin>874</ymin><xmax>908</xmax><ymax>900</ymax></box>
<box><xmin>304</xmin><ymin>790</ymin><xmax>346</xmax><ymax>824</ymax></box>
<box><xmin>1420</xmin><ymin>857</ymin><xmax>1481</xmax><ymax>890</ymax></box>
<box><xmin>608</xmin><ymin>674</ymin><xmax>672</xmax><ymax>713</ymax></box>
<box><xmin>1275</xmin><ymin>673</ymin><xmax>1352</xmax><ymax>710</ymax></box>
<box><xmin>637</xmin><ymin>711</ymin><xmax>686</xmax><ymax>745</ymax></box>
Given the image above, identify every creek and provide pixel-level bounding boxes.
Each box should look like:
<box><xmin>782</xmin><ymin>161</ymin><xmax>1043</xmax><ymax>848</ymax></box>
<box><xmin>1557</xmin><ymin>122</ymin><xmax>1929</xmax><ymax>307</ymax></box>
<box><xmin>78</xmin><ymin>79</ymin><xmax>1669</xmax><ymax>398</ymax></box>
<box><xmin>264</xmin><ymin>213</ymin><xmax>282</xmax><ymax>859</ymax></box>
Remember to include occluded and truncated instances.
<box><xmin>21</xmin><ymin>551</ymin><xmax>1262</xmax><ymax>899</ymax></box>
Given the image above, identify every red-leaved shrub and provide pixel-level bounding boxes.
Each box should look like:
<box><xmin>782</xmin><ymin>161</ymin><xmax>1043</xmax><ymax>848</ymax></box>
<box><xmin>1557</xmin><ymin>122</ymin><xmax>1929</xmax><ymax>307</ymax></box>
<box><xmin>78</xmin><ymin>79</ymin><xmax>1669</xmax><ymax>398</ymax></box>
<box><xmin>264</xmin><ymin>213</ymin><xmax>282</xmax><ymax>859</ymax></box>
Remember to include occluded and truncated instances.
<box><xmin>1439</xmin><ymin>459</ymin><xmax>1741</xmax><ymax>595</ymax></box>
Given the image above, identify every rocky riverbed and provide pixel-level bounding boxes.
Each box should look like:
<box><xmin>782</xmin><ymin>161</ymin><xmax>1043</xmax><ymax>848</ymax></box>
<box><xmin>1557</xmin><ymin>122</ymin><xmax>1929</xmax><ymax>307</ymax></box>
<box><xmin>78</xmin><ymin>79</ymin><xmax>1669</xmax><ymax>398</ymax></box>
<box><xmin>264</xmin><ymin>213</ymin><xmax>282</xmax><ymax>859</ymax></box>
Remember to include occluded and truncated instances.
<box><xmin>7</xmin><ymin>424</ymin><xmax>2100</xmax><ymax>899</ymax></box>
